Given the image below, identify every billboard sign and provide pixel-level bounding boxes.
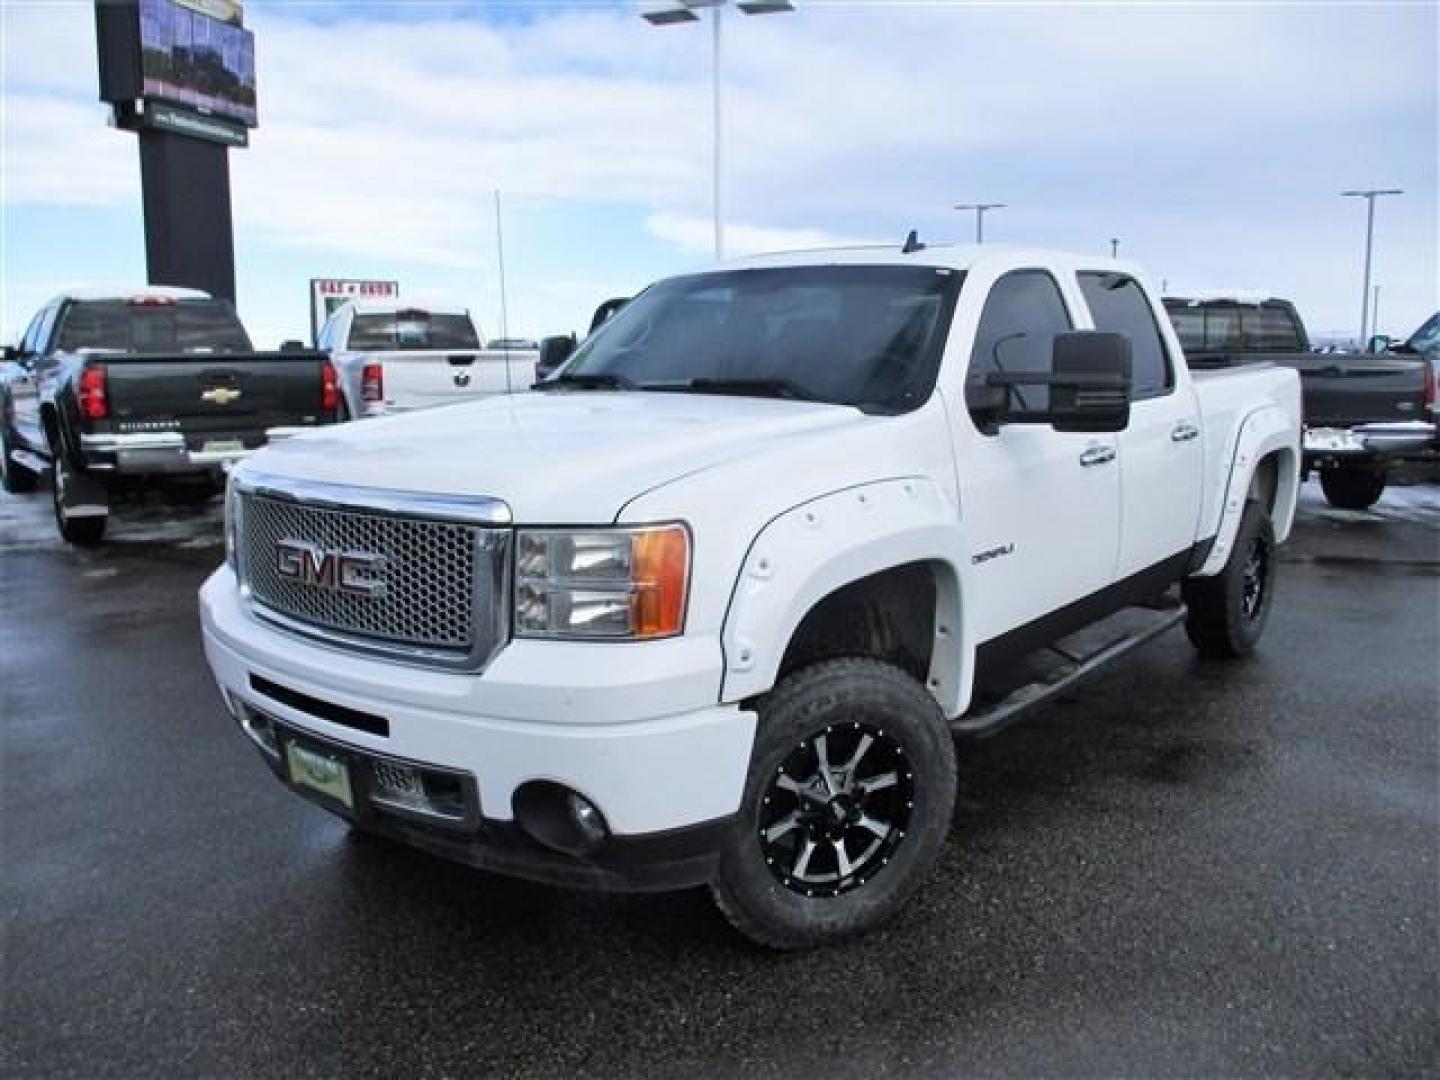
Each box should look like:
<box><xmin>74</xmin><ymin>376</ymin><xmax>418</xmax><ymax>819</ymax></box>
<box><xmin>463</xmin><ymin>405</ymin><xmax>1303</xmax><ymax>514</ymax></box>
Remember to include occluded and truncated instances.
<box><xmin>310</xmin><ymin>279</ymin><xmax>401</xmax><ymax>343</ymax></box>
<box><xmin>138</xmin><ymin>0</ymin><xmax>257</xmax><ymax>128</ymax></box>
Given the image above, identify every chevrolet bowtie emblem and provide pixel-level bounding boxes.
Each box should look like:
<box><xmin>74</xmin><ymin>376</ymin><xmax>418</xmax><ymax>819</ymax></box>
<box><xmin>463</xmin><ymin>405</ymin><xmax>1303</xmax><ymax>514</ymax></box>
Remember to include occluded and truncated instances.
<box><xmin>202</xmin><ymin>387</ymin><xmax>242</xmax><ymax>405</ymax></box>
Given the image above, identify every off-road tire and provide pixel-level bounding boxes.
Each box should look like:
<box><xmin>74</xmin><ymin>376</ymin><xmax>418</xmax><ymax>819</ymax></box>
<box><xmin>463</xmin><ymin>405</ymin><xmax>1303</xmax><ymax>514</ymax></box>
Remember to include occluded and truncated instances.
<box><xmin>51</xmin><ymin>454</ymin><xmax>107</xmax><ymax>547</ymax></box>
<box><xmin>1</xmin><ymin>422</ymin><xmax>39</xmax><ymax>494</ymax></box>
<box><xmin>711</xmin><ymin>658</ymin><xmax>957</xmax><ymax>950</ymax></box>
<box><xmin>1319</xmin><ymin>466</ymin><xmax>1386</xmax><ymax>510</ymax></box>
<box><xmin>1181</xmin><ymin>499</ymin><xmax>1275</xmax><ymax>659</ymax></box>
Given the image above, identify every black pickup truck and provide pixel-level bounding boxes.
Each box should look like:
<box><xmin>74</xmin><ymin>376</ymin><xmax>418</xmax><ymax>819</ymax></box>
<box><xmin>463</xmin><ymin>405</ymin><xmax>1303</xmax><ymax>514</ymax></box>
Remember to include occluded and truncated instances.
<box><xmin>0</xmin><ymin>288</ymin><xmax>339</xmax><ymax>545</ymax></box>
<box><xmin>1164</xmin><ymin>296</ymin><xmax>1434</xmax><ymax>509</ymax></box>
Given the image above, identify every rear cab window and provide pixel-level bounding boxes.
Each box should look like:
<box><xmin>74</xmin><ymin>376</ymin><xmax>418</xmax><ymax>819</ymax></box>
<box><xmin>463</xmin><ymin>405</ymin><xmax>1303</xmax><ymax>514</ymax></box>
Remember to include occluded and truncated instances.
<box><xmin>348</xmin><ymin>310</ymin><xmax>480</xmax><ymax>351</ymax></box>
<box><xmin>54</xmin><ymin>299</ymin><xmax>253</xmax><ymax>354</ymax></box>
<box><xmin>1078</xmin><ymin>272</ymin><xmax>1172</xmax><ymax>400</ymax></box>
<box><xmin>1162</xmin><ymin>300</ymin><xmax>1304</xmax><ymax>354</ymax></box>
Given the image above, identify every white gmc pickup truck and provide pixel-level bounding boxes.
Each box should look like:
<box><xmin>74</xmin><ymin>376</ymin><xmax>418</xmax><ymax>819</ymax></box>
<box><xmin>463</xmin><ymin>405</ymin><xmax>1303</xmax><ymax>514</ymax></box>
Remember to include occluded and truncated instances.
<box><xmin>201</xmin><ymin>244</ymin><xmax>1301</xmax><ymax>948</ymax></box>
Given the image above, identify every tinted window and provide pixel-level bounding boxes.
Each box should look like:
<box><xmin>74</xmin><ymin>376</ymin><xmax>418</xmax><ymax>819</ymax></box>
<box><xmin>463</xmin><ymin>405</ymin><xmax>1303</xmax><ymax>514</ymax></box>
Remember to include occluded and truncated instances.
<box><xmin>348</xmin><ymin>311</ymin><xmax>480</xmax><ymax>351</ymax></box>
<box><xmin>966</xmin><ymin>270</ymin><xmax>1073</xmax><ymax>418</ymax></box>
<box><xmin>1079</xmin><ymin>272</ymin><xmax>1170</xmax><ymax>399</ymax></box>
<box><xmin>1242</xmin><ymin>305</ymin><xmax>1303</xmax><ymax>351</ymax></box>
<box><xmin>565</xmin><ymin>266</ymin><xmax>962</xmax><ymax>414</ymax></box>
<box><xmin>1409</xmin><ymin>312</ymin><xmax>1440</xmax><ymax>353</ymax></box>
<box><xmin>54</xmin><ymin>300</ymin><xmax>252</xmax><ymax>354</ymax></box>
<box><xmin>1167</xmin><ymin>305</ymin><xmax>1204</xmax><ymax>351</ymax></box>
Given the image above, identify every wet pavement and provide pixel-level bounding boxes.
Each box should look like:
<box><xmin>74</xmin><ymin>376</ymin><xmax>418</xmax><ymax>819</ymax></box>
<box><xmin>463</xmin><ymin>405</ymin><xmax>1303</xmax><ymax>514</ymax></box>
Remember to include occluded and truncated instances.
<box><xmin>3</xmin><ymin>479</ymin><xmax>1437</xmax><ymax>1078</ymax></box>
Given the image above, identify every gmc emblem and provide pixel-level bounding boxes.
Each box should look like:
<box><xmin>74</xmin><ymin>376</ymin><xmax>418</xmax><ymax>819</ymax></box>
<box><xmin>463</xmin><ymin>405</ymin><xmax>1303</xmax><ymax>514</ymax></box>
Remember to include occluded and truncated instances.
<box><xmin>276</xmin><ymin>539</ymin><xmax>388</xmax><ymax>598</ymax></box>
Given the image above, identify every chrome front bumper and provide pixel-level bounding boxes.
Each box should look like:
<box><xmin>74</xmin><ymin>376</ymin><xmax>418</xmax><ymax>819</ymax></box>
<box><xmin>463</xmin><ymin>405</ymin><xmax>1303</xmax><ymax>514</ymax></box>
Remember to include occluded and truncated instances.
<box><xmin>79</xmin><ymin>427</ymin><xmax>311</xmax><ymax>474</ymax></box>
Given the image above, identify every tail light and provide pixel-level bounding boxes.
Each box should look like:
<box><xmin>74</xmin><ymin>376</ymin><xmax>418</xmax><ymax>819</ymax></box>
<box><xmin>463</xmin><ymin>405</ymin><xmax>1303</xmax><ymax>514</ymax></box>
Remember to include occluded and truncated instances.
<box><xmin>321</xmin><ymin>360</ymin><xmax>341</xmax><ymax>414</ymax></box>
<box><xmin>361</xmin><ymin>363</ymin><xmax>384</xmax><ymax>405</ymax></box>
<box><xmin>78</xmin><ymin>365</ymin><xmax>108</xmax><ymax>421</ymax></box>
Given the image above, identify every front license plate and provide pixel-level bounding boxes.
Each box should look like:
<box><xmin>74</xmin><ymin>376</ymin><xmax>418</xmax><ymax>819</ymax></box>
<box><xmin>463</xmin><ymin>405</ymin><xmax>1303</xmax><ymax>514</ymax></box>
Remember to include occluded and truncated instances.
<box><xmin>285</xmin><ymin>739</ymin><xmax>354</xmax><ymax>810</ymax></box>
<box><xmin>202</xmin><ymin>438</ymin><xmax>245</xmax><ymax>455</ymax></box>
<box><xmin>1303</xmin><ymin>427</ymin><xmax>1364</xmax><ymax>453</ymax></box>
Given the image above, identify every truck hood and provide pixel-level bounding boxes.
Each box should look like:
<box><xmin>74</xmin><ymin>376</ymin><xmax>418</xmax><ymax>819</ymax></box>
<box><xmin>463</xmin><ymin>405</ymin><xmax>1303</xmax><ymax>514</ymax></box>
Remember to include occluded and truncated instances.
<box><xmin>245</xmin><ymin>390</ymin><xmax>867</xmax><ymax>523</ymax></box>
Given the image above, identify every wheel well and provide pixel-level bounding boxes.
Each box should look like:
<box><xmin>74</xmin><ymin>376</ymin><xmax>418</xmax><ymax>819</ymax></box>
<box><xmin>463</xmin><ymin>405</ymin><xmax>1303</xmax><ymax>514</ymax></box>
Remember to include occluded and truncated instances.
<box><xmin>776</xmin><ymin>562</ymin><xmax>937</xmax><ymax>687</ymax></box>
<box><xmin>1249</xmin><ymin>453</ymin><xmax>1279</xmax><ymax>512</ymax></box>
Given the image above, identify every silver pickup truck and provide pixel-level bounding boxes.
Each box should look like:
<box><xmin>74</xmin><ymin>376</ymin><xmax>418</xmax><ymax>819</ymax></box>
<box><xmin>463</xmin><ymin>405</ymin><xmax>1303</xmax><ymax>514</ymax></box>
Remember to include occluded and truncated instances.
<box><xmin>317</xmin><ymin>302</ymin><xmax>538</xmax><ymax>418</ymax></box>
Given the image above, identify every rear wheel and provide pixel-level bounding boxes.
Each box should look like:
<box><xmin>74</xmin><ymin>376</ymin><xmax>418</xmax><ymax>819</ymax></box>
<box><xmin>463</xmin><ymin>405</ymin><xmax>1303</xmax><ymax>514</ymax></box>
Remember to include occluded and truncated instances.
<box><xmin>1319</xmin><ymin>466</ymin><xmax>1386</xmax><ymax>510</ymax></box>
<box><xmin>711</xmin><ymin>658</ymin><xmax>956</xmax><ymax>950</ymax></box>
<box><xmin>1</xmin><ymin>422</ymin><xmax>39</xmax><ymax>494</ymax></box>
<box><xmin>51</xmin><ymin>453</ymin><xmax>108</xmax><ymax>546</ymax></box>
<box><xmin>1181</xmin><ymin>499</ymin><xmax>1275</xmax><ymax>658</ymax></box>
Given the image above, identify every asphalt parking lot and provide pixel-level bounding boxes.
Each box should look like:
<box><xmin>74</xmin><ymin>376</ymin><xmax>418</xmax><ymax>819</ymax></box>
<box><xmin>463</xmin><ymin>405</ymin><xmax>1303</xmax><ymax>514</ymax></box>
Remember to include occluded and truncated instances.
<box><xmin>3</xmin><ymin>478</ymin><xmax>1437</xmax><ymax>1079</ymax></box>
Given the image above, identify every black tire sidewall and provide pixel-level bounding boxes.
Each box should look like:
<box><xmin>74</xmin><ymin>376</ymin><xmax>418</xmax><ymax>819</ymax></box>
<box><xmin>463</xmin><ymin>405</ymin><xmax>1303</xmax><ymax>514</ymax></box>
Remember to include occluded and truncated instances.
<box><xmin>1319</xmin><ymin>467</ymin><xmax>1386</xmax><ymax>510</ymax></box>
<box><xmin>713</xmin><ymin>659</ymin><xmax>957</xmax><ymax>949</ymax></box>
<box><xmin>1221</xmin><ymin>502</ymin><xmax>1276</xmax><ymax>653</ymax></box>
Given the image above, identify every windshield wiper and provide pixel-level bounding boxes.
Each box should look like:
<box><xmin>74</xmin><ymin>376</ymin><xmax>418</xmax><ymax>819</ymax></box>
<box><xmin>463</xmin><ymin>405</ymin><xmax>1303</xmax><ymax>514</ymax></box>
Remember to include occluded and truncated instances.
<box><xmin>680</xmin><ymin>377</ymin><xmax>817</xmax><ymax>402</ymax></box>
<box><xmin>532</xmin><ymin>372</ymin><xmax>636</xmax><ymax>391</ymax></box>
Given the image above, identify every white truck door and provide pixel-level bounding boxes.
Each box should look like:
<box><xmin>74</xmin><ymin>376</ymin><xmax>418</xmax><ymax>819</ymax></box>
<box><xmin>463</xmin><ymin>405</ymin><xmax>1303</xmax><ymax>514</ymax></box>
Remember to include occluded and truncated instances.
<box><xmin>954</xmin><ymin>269</ymin><xmax>1122</xmax><ymax>642</ymax></box>
<box><xmin>1077</xmin><ymin>271</ymin><xmax>1203</xmax><ymax>578</ymax></box>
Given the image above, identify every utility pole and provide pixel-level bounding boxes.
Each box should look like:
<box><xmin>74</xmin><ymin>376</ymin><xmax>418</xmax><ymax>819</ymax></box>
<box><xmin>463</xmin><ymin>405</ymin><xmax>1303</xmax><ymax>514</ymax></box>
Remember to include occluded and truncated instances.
<box><xmin>1341</xmin><ymin>188</ymin><xmax>1402</xmax><ymax>346</ymax></box>
<box><xmin>954</xmin><ymin>203</ymin><xmax>1005</xmax><ymax>244</ymax></box>
<box><xmin>1110</xmin><ymin>238</ymin><xmax>1119</xmax><ymax>258</ymax></box>
<box><xmin>1371</xmin><ymin>284</ymin><xmax>1381</xmax><ymax>341</ymax></box>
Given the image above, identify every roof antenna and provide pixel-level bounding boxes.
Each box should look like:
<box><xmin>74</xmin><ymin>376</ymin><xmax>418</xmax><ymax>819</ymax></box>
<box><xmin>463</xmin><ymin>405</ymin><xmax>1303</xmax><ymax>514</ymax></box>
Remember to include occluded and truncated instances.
<box><xmin>901</xmin><ymin>229</ymin><xmax>925</xmax><ymax>254</ymax></box>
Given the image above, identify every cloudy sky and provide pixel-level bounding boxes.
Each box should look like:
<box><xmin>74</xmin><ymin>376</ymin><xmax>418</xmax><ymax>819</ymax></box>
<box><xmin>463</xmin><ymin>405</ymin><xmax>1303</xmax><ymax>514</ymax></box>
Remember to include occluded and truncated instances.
<box><xmin>2</xmin><ymin>0</ymin><xmax>1436</xmax><ymax>347</ymax></box>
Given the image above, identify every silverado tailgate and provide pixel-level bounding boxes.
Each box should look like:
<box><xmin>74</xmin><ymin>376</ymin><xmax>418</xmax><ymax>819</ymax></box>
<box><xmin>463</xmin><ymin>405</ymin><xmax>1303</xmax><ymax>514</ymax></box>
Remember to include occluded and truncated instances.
<box><xmin>102</xmin><ymin>352</ymin><xmax>332</xmax><ymax>443</ymax></box>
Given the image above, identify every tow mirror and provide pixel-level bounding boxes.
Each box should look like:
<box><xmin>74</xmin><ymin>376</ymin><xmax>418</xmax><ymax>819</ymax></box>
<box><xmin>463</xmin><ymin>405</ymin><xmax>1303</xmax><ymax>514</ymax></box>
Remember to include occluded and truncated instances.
<box><xmin>2</xmin><ymin>344</ymin><xmax>18</xmax><ymax>363</ymax></box>
<box><xmin>536</xmin><ymin>334</ymin><xmax>576</xmax><ymax>379</ymax></box>
<box><xmin>983</xmin><ymin>331</ymin><xmax>1132</xmax><ymax>434</ymax></box>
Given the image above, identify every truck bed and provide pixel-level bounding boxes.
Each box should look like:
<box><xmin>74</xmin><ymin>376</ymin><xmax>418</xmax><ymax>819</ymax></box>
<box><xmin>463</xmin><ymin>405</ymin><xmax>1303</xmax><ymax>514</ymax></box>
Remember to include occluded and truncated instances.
<box><xmin>1188</xmin><ymin>349</ymin><xmax>1427</xmax><ymax>428</ymax></box>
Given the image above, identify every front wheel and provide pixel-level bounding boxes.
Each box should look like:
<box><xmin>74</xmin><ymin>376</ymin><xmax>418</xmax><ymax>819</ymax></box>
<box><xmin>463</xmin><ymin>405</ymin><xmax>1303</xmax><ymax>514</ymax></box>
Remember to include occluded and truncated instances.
<box><xmin>1319</xmin><ymin>466</ymin><xmax>1386</xmax><ymax>510</ymax></box>
<box><xmin>1</xmin><ymin>422</ymin><xmax>39</xmax><ymax>494</ymax></box>
<box><xmin>1181</xmin><ymin>499</ymin><xmax>1275</xmax><ymax>659</ymax></box>
<box><xmin>51</xmin><ymin>454</ymin><xmax>108</xmax><ymax>546</ymax></box>
<box><xmin>711</xmin><ymin>658</ymin><xmax>957</xmax><ymax>950</ymax></box>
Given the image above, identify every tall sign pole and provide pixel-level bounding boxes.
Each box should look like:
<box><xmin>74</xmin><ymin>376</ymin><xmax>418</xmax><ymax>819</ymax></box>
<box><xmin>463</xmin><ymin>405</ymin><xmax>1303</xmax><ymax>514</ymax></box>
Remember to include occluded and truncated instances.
<box><xmin>95</xmin><ymin>0</ymin><xmax>258</xmax><ymax>304</ymax></box>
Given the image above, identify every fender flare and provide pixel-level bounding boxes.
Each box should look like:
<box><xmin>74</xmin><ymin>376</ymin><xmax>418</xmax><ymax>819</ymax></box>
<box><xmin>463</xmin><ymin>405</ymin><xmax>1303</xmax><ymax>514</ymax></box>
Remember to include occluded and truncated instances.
<box><xmin>720</xmin><ymin>477</ymin><xmax>973</xmax><ymax>717</ymax></box>
<box><xmin>1194</xmin><ymin>405</ymin><xmax>1299</xmax><ymax>577</ymax></box>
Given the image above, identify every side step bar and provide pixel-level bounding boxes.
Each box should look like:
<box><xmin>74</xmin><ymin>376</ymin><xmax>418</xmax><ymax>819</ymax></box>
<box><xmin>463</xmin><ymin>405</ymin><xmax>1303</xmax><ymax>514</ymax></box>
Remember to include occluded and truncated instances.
<box><xmin>952</xmin><ymin>606</ymin><xmax>1187</xmax><ymax>739</ymax></box>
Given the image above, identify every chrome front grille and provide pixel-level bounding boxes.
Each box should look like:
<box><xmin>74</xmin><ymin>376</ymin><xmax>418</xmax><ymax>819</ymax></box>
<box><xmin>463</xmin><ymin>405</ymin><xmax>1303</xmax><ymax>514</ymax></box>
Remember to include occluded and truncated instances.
<box><xmin>233</xmin><ymin>474</ymin><xmax>511</xmax><ymax>670</ymax></box>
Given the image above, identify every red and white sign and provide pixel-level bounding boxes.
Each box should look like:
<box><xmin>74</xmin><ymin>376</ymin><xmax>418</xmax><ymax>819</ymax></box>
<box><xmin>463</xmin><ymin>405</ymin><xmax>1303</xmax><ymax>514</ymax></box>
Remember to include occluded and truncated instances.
<box><xmin>309</xmin><ymin>278</ymin><xmax>399</xmax><ymax>342</ymax></box>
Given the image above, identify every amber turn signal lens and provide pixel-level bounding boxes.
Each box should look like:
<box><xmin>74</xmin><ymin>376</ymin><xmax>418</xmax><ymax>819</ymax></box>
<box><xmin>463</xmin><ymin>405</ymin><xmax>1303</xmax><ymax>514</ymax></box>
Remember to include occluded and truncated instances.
<box><xmin>631</xmin><ymin>526</ymin><xmax>690</xmax><ymax>638</ymax></box>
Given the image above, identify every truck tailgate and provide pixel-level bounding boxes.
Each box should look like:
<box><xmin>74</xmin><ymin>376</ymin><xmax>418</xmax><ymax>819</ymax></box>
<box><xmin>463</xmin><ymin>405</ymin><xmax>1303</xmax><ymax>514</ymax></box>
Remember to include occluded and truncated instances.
<box><xmin>103</xmin><ymin>352</ymin><xmax>331</xmax><ymax>439</ymax></box>
<box><xmin>375</xmin><ymin>348</ymin><xmax>538</xmax><ymax>410</ymax></box>
<box><xmin>1285</xmin><ymin>354</ymin><xmax>1428</xmax><ymax>427</ymax></box>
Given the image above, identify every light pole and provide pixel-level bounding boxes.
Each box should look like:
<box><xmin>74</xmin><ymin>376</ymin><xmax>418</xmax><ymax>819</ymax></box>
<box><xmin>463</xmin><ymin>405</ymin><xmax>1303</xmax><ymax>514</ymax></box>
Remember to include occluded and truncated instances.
<box><xmin>641</xmin><ymin>1</ymin><xmax>796</xmax><ymax>261</ymax></box>
<box><xmin>1110</xmin><ymin>238</ymin><xmax>1120</xmax><ymax>258</ymax></box>
<box><xmin>954</xmin><ymin>202</ymin><xmax>1005</xmax><ymax>244</ymax></box>
<box><xmin>1341</xmin><ymin>188</ymin><xmax>1402</xmax><ymax>347</ymax></box>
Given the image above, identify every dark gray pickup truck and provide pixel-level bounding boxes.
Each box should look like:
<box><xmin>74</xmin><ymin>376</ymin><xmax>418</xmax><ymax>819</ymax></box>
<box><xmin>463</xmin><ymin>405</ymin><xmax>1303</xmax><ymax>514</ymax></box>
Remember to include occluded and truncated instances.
<box><xmin>1164</xmin><ymin>296</ymin><xmax>1434</xmax><ymax>509</ymax></box>
<box><xmin>0</xmin><ymin>288</ymin><xmax>339</xmax><ymax>545</ymax></box>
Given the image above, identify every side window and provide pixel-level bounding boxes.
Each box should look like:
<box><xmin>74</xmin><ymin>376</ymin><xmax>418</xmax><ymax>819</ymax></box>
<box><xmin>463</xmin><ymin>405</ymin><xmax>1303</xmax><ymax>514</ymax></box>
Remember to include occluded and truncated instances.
<box><xmin>34</xmin><ymin>304</ymin><xmax>62</xmax><ymax>356</ymax></box>
<box><xmin>1078</xmin><ymin>272</ymin><xmax>1172</xmax><ymax>400</ymax></box>
<box><xmin>19</xmin><ymin>311</ymin><xmax>45</xmax><ymax>355</ymax></box>
<box><xmin>966</xmin><ymin>270</ymin><xmax>1073</xmax><ymax>422</ymax></box>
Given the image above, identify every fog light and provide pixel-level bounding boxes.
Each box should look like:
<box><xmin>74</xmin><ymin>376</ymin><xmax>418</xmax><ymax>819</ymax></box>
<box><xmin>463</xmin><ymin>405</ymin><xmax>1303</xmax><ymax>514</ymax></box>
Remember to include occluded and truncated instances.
<box><xmin>513</xmin><ymin>781</ymin><xmax>611</xmax><ymax>856</ymax></box>
<box><xmin>567</xmin><ymin>792</ymin><xmax>608</xmax><ymax>847</ymax></box>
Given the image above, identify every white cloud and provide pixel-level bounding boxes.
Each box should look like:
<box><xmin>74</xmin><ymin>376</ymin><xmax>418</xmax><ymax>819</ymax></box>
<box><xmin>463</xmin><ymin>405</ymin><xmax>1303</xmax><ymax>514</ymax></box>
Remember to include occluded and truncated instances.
<box><xmin>1</xmin><ymin>0</ymin><xmax>1435</xmax><ymax>336</ymax></box>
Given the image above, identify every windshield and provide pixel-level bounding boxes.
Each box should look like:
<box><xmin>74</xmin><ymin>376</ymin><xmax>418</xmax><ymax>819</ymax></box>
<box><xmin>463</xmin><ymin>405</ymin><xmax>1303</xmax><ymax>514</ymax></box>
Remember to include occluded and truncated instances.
<box><xmin>558</xmin><ymin>266</ymin><xmax>962</xmax><ymax>413</ymax></box>
<box><xmin>55</xmin><ymin>300</ymin><xmax>253</xmax><ymax>354</ymax></box>
<box><xmin>349</xmin><ymin>311</ymin><xmax>480</xmax><ymax>351</ymax></box>
<box><xmin>1406</xmin><ymin>312</ymin><xmax>1440</xmax><ymax>353</ymax></box>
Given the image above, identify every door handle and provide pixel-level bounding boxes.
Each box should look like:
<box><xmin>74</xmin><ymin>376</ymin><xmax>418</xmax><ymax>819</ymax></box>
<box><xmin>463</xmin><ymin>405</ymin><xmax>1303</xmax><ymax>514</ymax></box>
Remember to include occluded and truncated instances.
<box><xmin>1171</xmin><ymin>420</ymin><xmax>1200</xmax><ymax>442</ymax></box>
<box><xmin>1079</xmin><ymin>444</ymin><xmax>1116</xmax><ymax>467</ymax></box>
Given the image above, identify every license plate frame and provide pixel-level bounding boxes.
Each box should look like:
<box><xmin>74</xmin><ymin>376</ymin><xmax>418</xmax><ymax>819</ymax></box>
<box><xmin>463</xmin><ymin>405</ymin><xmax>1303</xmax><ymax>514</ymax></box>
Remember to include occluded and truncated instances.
<box><xmin>202</xmin><ymin>438</ymin><xmax>246</xmax><ymax>455</ymax></box>
<box><xmin>283</xmin><ymin>737</ymin><xmax>355</xmax><ymax>810</ymax></box>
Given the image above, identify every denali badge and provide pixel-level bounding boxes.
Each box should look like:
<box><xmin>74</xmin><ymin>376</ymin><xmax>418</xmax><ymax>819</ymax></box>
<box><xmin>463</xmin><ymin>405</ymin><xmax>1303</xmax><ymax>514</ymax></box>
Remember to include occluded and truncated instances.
<box><xmin>971</xmin><ymin>543</ymin><xmax>1015</xmax><ymax>566</ymax></box>
<box><xmin>276</xmin><ymin>539</ymin><xmax>388</xmax><ymax>598</ymax></box>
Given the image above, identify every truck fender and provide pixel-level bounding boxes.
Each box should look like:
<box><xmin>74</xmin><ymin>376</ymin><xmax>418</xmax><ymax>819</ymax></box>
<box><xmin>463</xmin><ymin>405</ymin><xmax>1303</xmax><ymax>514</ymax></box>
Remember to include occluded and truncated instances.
<box><xmin>1194</xmin><ymin>405</ymin><xmax>1299</xmax><ymax>577</ymax></box>
<box><xmin>720</xmin><ymin>478</ymin><xmax>973</xmax><ymax>718</ymax></box>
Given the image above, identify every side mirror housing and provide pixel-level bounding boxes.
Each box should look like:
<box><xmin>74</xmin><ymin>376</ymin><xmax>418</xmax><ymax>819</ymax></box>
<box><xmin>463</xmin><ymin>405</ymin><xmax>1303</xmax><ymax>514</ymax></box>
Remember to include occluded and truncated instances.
<box><xmin>983</xmin><ymin>331</ymin><xmax>1132</xmax><ymax>434</ymax></box>
<box><xmin>536</xmin><ymin>334</ymin><xmax>576</xmax><ymax>379</ymax></box>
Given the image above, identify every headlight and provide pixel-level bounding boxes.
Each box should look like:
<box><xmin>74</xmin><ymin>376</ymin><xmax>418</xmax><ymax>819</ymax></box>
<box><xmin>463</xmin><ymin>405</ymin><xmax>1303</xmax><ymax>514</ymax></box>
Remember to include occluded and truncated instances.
<box><xmin>514</xmin><ymin>524</ymin><xmax>690</xmax><ymax>640</ymax></box>
<box><xmin>224</xmin><ymin>476</ymin><xmax>240</xmax><ymax>572</ymax></box>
